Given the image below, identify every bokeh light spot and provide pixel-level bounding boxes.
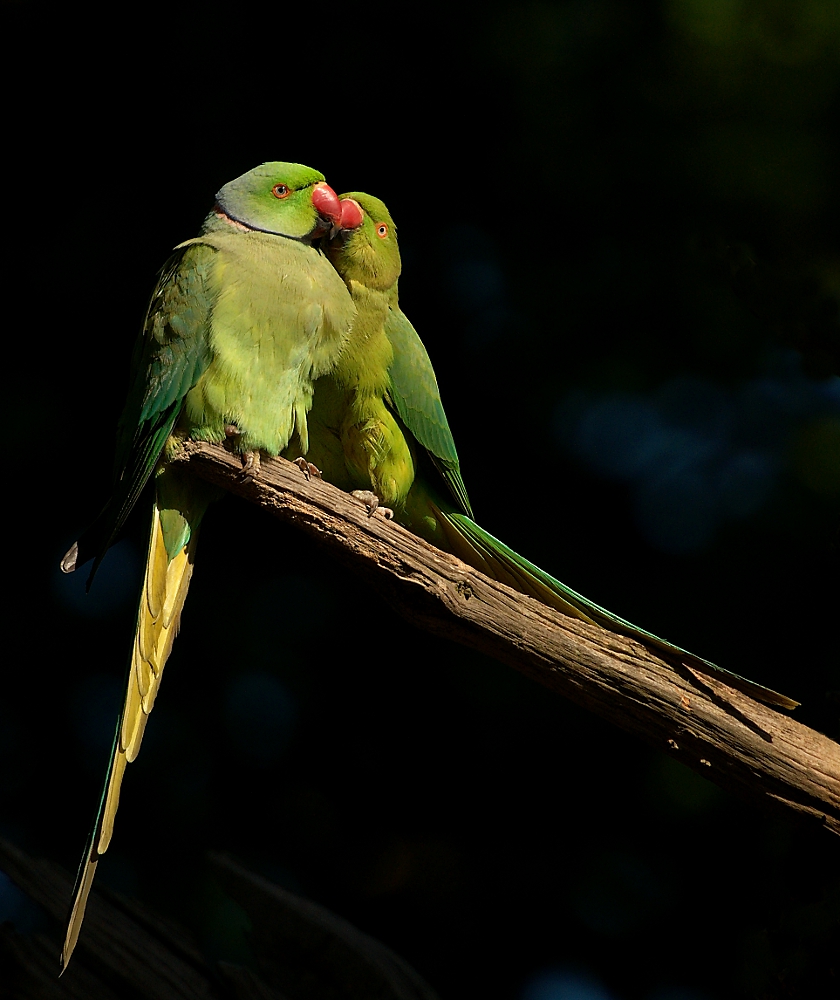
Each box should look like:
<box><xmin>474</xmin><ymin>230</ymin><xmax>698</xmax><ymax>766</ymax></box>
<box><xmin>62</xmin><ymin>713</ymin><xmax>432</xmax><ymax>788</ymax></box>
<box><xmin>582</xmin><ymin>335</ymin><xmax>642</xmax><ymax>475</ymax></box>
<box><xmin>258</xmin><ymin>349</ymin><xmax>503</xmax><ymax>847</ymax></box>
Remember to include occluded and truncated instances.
<box><xmin>224</xmin><ymin>672</ymin><xmax>297</xmax><ymax>765</ymax></box>
<box><xmin>792</xmin><ymin>416</ymin><xmax>840</xmax><ymax>495</ymax></box>
<box><xmin>558</xmin><ymin>353</ymin><xmax>837</xmax><ymax>552</ymax></box>
<box><xmin>521</xmin><ymin>968</ymin><xmax>617</xmax><ymax>1000</ymax></box>
<box><xmin>0</xmin><ymin>872</ymin><xmax>42</xmax><ymax>934</ymax></box>
<box><xmin>71</xmin><ymin>673</ymin><xmax>123</xmax><ymax>754</ymax></box>
<box><xmin>571</xmin><ymin>853</ymin><xmax>668</xmax><ymax>936</ymax></box>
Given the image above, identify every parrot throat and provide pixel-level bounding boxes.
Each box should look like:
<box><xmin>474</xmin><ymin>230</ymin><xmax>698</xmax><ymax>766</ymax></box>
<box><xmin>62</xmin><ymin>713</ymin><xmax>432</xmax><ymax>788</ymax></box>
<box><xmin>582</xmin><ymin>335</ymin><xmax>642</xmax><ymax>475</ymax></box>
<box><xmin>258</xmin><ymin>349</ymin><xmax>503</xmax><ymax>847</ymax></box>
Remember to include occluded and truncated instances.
<box><xmin>211</xmin><ymin>207</ymin><xmax>252</xmax><ymax>233</ymax></box>
<box><xmin>208</xmin><ymin>207</ymin><xmax>317</xmax><ymax>245</ymax></box>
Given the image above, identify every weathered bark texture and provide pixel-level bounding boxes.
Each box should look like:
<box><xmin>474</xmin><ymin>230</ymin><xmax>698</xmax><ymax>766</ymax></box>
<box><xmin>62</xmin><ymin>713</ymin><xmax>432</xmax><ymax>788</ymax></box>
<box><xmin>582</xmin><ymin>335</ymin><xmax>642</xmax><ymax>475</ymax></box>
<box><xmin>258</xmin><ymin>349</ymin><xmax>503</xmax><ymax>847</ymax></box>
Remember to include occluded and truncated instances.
<box><xmin>165</xmin><ymin>441</ymin><xmax>840</xmax><ymax>837</ymax></box>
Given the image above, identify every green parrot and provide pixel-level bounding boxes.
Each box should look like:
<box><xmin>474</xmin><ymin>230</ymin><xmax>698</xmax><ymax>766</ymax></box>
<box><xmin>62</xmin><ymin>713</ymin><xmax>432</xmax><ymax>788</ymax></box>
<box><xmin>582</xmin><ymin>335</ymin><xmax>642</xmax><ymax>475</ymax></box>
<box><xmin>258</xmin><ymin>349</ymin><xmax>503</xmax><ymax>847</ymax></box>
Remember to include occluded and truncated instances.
<box><xmin>58</xmin><ymin>162</ymin><xmax>357</xmax><ymax>970</ymax></box>
<box><xmin>293</xmin><ymin>192</ymin><xmax>798</xmax><ymax>711</ymax></box>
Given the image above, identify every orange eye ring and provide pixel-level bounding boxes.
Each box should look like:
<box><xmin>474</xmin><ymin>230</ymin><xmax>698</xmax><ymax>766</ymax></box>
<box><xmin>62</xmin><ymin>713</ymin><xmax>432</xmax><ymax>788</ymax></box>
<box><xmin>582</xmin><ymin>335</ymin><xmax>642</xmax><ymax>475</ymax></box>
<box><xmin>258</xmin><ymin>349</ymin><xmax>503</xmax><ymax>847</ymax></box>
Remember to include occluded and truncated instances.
<box><xmin>272</xmin><ymin>183</ymin><xmax>291</xmax><ymax>199</ymax></box>
<box><xmin>376</xmin><ymin>222</ymin><xmax>388</xmax><ymax>238</ymax></box>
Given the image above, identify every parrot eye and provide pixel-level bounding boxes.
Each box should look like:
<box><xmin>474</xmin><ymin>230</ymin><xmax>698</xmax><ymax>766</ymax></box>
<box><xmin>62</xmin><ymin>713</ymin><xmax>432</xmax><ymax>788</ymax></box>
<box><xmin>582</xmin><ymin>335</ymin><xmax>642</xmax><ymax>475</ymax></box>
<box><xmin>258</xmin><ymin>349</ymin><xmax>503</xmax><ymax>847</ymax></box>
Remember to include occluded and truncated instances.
<box><xmin>376</xmin><ymin>223</ymin><xmax>388</xmax><ymax>239</ymax></box>
<box><xmin>272</xmin><ymin>184</ymin><xmax>291</xmax><ymax>199</ymax></box>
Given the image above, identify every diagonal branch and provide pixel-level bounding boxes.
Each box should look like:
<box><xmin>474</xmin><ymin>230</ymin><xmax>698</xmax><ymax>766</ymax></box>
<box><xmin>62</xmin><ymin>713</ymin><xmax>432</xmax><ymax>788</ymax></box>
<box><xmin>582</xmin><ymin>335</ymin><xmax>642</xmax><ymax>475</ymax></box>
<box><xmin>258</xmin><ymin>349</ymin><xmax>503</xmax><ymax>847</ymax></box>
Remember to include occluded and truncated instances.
<box><xmin>170</xmin><ymin>441</ymin><xmax>840</xmax><ymax>836</ymax></box>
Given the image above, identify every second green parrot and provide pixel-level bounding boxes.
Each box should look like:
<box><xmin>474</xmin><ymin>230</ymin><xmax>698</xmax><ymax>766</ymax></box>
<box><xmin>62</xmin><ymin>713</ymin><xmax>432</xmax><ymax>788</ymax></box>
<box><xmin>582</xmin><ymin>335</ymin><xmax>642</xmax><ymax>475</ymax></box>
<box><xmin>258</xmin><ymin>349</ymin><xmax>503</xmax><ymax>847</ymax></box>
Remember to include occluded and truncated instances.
<box><xmin>292</xmin><ymin>193</ymin><xmax>798</xmax><ymax>711</ymax></box>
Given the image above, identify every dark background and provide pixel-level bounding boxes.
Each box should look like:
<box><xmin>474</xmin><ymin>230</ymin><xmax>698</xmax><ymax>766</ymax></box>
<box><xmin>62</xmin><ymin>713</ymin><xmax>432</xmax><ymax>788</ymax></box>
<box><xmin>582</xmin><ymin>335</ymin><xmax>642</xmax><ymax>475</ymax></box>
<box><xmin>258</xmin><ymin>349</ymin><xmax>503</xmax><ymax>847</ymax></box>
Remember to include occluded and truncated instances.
<box><xmin>2</xmin><ymin>1</ymin><xmax>838</xmax><ymax>998</ymax></box>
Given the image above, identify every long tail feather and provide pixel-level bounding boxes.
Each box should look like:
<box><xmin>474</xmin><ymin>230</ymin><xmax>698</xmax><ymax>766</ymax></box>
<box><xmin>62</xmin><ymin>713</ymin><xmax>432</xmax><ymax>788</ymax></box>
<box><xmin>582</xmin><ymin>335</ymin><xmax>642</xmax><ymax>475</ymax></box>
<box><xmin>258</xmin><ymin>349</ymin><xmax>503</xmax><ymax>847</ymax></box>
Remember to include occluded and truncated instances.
<box><xmin>439</xmin><ymin>509</ymin><xmax>799</xmax><ymax>710</ymax></box>
<box><xmin>60</xmin><ymin>503</ymin><xmax>198</xmax><ymax>972</ymax></box>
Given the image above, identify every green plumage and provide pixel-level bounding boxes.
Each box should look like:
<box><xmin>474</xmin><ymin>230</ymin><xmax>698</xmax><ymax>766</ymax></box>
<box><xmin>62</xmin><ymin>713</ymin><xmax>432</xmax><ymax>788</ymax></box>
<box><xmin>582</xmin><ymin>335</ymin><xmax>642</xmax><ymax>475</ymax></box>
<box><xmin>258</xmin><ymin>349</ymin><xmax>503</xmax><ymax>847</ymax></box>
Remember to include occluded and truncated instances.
<box><xmin>68</xmin><ymin>164</ymin><xmax>353</xmax><ymax>577</ymax></box>
<box><xmin>308</xmin><ymin>192</ymin><xmax>798</xmax><ymax>711</ymax></box>
<box><xmin>60</xmin><ymin>162</ymin><xmax>354</xmax><ymax>970</ymax></box>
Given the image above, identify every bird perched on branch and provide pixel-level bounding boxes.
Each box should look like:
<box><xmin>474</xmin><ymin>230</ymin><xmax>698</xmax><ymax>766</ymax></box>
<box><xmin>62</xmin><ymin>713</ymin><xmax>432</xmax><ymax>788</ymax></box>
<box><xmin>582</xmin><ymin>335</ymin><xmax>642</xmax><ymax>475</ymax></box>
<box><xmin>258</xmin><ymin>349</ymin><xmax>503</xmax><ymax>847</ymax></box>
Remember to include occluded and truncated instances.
<box><xmin>296</xmin><ymin>192</ymin><xmax>798</xmax><ymax>712</ymax></box>
<box><xmin>58</xmin><ymin>161</ymin><xmax>358</xmax><ymax>970</ymax></box>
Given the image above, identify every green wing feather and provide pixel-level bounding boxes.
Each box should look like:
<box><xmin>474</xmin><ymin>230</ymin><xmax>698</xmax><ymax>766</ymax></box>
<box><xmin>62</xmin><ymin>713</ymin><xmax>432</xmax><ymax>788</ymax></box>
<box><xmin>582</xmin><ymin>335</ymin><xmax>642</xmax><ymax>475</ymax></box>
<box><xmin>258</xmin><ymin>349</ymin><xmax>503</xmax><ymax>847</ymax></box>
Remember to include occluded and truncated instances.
<box><xmin>68</xmin><ymin>243</ymin><xmax>216</xmax><ymax>580</ymax></box>
<box><xmin>385</xmin><ymin>306</ymin><xmax>474</xmax><ymax>518</ymax></box>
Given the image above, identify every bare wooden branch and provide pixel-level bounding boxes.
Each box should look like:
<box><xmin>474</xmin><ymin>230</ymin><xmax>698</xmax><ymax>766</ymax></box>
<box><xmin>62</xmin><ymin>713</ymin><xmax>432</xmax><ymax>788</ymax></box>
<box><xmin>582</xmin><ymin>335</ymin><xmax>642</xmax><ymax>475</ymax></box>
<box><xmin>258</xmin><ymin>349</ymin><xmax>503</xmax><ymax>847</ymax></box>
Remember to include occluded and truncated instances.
<box><xmin>171</xmin><ymin>441</ymin><xmax>840</xmax><ymax>836</ymax></box>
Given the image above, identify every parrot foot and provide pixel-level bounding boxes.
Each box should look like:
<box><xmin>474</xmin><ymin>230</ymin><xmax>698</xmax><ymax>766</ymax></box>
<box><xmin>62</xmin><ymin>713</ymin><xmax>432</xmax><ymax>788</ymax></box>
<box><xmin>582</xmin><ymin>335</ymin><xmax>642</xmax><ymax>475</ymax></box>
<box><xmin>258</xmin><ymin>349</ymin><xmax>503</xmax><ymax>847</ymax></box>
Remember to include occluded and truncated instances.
<box><xmin>351</xmin><ymin>490</ymin><xmax>394</xmax><ymax>520</ymax></box>
<box><xmin>224</xmin><ymin>423</ymin><xmax>241</xmax><ymax>438</ymax></box>
<box><xmin>240</xmin><ymin>450</ymin><xmax>261</xmax><ymax>482</ymax></box>
<box><xmin>293</xmin><ymin>457</ymin><xmax>322</xmax><ymax>481</ymax></box>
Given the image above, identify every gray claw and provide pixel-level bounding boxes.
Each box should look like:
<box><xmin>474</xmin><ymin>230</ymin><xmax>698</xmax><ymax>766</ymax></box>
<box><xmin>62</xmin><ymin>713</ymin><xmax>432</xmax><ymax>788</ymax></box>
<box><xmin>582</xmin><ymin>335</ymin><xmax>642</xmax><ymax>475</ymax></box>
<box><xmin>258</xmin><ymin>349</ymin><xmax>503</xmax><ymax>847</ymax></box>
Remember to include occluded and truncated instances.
<box><xmin>351</xmin><ymin>490</ymin><xmax>394</xmax><ymax>520</ymax></box>
<box><xmin>240</xmin><ymin>450</ymin><xmax>261</xmax><ymax>482</ymax></box>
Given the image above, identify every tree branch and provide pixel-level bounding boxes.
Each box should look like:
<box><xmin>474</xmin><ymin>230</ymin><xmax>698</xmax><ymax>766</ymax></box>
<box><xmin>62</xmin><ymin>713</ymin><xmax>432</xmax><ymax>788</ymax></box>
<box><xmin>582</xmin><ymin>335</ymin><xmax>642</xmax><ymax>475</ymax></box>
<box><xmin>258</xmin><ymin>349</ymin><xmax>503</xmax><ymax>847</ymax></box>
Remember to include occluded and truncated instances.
<box><xmin>171</xmin><ymin>441</ymin><xmax>840</xmax><ymax>836</ymax></box>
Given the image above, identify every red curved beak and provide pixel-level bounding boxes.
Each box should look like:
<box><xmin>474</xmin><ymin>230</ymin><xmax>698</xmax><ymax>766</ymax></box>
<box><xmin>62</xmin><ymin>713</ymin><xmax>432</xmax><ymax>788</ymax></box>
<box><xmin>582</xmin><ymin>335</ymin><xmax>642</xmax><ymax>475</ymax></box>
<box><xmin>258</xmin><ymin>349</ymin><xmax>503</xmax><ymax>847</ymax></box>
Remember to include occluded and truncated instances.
<box><xmin>338</xmin><ymin>198</ymin><xmax>364</xmax><ymax>231</ymax></box>
<box><xmin>311</xmin><ymin>182</ymin><xmax>342</xmax><ymax>228</ymax></box>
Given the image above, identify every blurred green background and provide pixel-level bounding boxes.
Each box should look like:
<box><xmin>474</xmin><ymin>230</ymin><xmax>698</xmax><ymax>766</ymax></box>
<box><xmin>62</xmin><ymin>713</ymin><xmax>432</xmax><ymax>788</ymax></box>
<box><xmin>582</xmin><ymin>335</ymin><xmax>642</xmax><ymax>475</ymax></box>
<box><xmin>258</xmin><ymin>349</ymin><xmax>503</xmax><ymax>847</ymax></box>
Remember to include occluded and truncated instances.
<box><xmin>2</xmin><ymin>0</ymin><xmax>838</xmax><ymax>997</ymax></box>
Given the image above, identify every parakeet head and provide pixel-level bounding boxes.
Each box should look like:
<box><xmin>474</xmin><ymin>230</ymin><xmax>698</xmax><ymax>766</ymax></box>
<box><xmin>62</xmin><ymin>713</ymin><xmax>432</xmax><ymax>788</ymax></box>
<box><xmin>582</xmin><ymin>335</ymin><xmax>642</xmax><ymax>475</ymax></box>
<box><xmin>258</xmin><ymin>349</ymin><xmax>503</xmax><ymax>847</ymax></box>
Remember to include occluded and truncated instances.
<box><xmin>214</xmin><ymin>162</ymin><xmax>342</xmax><ymax>240</ymax></box>
<box><xmin>327</xmin><ymin>192</ymin><xmax>401</xmax><ymax>290</ymax></box>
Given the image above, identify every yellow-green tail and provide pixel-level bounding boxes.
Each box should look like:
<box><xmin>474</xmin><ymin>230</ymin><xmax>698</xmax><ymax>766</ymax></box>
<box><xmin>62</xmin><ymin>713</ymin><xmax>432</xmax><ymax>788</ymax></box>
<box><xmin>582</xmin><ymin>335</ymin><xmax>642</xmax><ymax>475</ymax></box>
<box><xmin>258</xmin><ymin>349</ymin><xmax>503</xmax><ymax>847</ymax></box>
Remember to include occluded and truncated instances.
<box><xmin>60</xmin><ymin>502</ymin><xmax>199</xmax><ymax>971</ymax></box>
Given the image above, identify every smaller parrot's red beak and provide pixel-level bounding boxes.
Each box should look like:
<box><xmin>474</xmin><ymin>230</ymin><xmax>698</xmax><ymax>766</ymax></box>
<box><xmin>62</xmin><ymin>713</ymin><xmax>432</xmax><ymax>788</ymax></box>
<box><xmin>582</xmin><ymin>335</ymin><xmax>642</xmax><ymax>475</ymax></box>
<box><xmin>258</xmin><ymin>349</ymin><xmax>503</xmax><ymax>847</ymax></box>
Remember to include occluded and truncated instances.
<box><xmin>338</xmin><ymin>198</ymin><xmax>364</xmax><ymax>231</ymax></box>
<box><xmin>311</xmin><ymin>182</ymin><xmax>342</xmax><ymax>229</ymax></box>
